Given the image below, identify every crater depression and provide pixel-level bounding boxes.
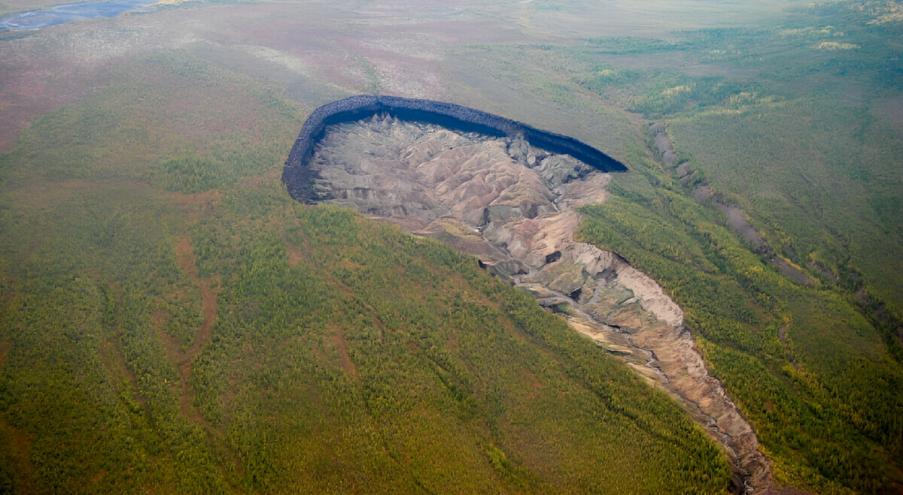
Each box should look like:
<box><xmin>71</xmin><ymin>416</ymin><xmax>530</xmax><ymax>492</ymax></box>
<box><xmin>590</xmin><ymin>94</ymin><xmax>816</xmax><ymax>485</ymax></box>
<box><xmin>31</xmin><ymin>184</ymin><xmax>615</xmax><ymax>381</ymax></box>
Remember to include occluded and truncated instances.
<box><xmin>282</xmin><ymin>97</ymin><xmax>771</xmax><ymax>494</ymax></box>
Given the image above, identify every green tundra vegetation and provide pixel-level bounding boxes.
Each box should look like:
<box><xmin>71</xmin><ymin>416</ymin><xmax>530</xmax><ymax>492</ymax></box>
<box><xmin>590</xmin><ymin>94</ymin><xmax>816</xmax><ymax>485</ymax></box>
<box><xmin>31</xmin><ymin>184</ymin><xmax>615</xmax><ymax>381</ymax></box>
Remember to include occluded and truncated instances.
<box><xmin>570</xmin><ymin>5</ymin><xmax>903</xmax><ymax>494</ymax></box>
<box><xmin>0</xmin><ymin>54</ymin><xmax>731</xmax><ymax>493</ymax></box>
<box><xmin>580</xmin><ymin>173</ymin><xmax>901</xmax><ymax>493</ymax></box>
<box><xmin>445</xmin><ymin>2</ymin><xmax>902</xmax><ymax>493</ymax></box>
<box><xmin>0</xmin><ymin>0</ymin><xmax>901</xmax><ymax>494</ymax></box>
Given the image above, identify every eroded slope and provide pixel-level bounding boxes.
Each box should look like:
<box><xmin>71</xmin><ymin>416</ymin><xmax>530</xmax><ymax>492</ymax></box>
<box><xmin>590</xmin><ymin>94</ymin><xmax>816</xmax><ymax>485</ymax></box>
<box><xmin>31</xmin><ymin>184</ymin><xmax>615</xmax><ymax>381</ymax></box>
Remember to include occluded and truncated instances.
<box><xmin>306</xmin><ymin>115</ymin><xmax>772</xmax><ymax>493</ymax></box>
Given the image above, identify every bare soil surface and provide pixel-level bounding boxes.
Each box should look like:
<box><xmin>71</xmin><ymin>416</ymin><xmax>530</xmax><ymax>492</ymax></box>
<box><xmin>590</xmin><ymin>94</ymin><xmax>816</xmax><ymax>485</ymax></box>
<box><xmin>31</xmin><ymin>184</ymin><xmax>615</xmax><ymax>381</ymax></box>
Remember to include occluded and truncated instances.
<box><xmin>306</xmin><ymin>115</ymin><xmax>774</xmax><ymax>493</ymax></box>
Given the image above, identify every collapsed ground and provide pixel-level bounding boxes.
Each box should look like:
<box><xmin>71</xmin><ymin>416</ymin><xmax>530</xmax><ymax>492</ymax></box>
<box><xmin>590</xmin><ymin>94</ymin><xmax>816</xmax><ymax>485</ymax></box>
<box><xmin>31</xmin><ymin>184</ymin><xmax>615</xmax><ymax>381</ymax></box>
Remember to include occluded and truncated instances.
<box><xmin>0</xmin><ymin>0</ymin><xmax>900</xmax><ymax>492</ymax></box>
<box><xmin>304</xmin><ymin>115</ymin><xmax>770</xmax><ymax>492</ymax></box>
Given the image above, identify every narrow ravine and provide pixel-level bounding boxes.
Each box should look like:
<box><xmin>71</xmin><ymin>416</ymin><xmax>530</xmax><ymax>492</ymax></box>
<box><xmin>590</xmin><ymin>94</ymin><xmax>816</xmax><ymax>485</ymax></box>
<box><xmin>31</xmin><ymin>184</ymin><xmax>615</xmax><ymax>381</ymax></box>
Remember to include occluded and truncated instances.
<box><xmin>647</xmin><ymin>122</ymin><xmax>812</xmax><ymax>287</ymax></box>
<box><xmin>286</xmin><ymin>109</ymin><xmax>773</xmax><ymax>493</ymax></box>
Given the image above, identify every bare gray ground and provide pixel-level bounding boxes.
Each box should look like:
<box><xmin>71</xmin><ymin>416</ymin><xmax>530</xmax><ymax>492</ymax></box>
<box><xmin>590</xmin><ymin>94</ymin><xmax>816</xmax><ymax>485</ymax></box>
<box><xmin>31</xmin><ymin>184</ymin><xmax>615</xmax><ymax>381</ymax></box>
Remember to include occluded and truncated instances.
<box><xmin>308</xmin><ymin>115</ymin><xmax>773</xmax><ymax>494</ymax></box>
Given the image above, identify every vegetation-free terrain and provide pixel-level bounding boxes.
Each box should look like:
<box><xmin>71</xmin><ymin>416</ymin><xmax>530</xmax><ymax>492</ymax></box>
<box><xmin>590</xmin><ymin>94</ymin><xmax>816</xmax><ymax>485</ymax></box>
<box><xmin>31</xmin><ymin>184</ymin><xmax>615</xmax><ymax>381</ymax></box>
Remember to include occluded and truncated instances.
<box><xmin>0</xmin><ymin>0</ymin><xmax>900</xmax><ymax>494</ymax></box>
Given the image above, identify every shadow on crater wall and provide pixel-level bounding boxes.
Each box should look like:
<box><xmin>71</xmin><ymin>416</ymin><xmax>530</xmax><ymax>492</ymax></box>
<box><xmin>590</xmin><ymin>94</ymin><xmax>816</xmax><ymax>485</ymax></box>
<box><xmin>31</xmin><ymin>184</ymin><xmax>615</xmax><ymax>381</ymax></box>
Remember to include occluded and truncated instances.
<box><xmin>283</xmin><ymin>95</ymin><xmax>628</xmax><ymax>203</ymax></box>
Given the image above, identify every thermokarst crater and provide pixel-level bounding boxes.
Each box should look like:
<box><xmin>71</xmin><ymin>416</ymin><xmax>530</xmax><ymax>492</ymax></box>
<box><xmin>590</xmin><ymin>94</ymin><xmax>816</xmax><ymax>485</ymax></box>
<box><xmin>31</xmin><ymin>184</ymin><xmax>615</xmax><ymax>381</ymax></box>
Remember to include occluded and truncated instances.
<box><xmin>283</xmin><ymin>96</ymin><xmax>772</xmax><ymax>494</ymax></box>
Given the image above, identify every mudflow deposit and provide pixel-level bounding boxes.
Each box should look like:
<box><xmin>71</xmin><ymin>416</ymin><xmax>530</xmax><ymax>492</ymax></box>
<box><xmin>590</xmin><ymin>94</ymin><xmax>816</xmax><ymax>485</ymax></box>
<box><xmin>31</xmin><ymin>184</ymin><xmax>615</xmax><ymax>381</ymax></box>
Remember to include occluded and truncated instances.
<box><xmin>285</xmin><ymin>106</ymin><xmax>772</xmax><ymax>494</ymax></box>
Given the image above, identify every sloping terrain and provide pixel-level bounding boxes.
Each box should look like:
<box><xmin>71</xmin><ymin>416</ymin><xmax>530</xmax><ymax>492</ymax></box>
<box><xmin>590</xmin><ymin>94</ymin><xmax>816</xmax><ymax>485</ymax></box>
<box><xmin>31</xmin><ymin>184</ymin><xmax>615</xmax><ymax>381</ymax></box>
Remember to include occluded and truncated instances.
<box><xmin>0</xmin><ymin>55</ymin><xmax>730</xmax><ymax>494</ymax></box>
<box><xmin>304</xmin><ymin>115</ymin><xmax>769</xmax><ymax>492</ymax></box>
<box><xmin>0</xmin><ymin>0</ymin><xmax>900</xmax><ymax>493</ymax></box>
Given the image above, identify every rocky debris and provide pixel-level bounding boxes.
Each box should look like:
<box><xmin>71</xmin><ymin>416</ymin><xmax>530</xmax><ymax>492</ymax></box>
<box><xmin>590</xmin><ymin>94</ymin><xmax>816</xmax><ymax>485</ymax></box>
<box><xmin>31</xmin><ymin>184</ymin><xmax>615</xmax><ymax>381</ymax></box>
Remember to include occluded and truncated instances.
<box><xmin>283</xmin><ymin>95</ymin><xmax>628</xmax><ymax>204</ymax></box>
<box><xmin>302</xmin><ymin>116</ymin><xmax>773</xmax><ymax>494</ymax></box>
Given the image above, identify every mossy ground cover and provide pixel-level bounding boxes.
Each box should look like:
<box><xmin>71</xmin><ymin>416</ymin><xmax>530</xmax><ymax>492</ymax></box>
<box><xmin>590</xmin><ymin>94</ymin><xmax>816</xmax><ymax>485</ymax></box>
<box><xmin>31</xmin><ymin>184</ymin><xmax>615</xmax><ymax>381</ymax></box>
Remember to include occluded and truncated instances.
<box><xmin>579</xmin><ymin>170</ymin><xmax>901</xmax><ymax>493</ymax></box>
<box><xmin>0</xmin><ymin>1</ymin><xmax>900</xmax><ymax>493</ymax></box>
<box><xmin>0</xmin><ymin>52</ymin><xmax>730</xmax><ymax>494</ymax></box>
<box><xmin>446</xmin><ymin>2</ymin><xmax>902</xmax><ymax>492</ymax></box>
<box><xmin>567</xmin><ymin>5</ymin><xmax>902</xmax><ymax>493</ymax></box>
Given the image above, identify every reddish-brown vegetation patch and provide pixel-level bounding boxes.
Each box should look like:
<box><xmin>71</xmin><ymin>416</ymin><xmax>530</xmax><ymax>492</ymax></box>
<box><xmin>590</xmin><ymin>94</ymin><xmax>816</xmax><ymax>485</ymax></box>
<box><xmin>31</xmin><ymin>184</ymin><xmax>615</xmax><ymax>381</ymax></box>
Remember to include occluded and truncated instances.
<box><xmin>329</xmin><ymin>326</ymin><xmax>358</xmax><ymax>379</ymax></box>
<box><xmin>0</xmin><ymin>416</ymin><xmax>36</xmax><ymax>493</ymax></box>
<box><xmin>0</xmin><ymin>340</ymin><xmax>11</xmax><ymax>367</ymax></box>
<box><xmin>171</xmin><ymin>236</ymin><xmax>220</xmax><ymax>424</ymax></box>
<box><xmin>286</xmin><ymin>245</ymin><xmax>304</xmax><ymax>267</ymax></box>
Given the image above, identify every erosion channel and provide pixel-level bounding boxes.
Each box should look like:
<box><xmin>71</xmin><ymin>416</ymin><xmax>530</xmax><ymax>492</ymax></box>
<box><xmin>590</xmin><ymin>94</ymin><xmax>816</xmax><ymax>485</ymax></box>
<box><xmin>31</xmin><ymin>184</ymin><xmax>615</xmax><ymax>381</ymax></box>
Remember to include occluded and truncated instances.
<box><xmin>283</xmin><ymin>97</ymin><xmax>772</xmax><ymax>494</ymax></box>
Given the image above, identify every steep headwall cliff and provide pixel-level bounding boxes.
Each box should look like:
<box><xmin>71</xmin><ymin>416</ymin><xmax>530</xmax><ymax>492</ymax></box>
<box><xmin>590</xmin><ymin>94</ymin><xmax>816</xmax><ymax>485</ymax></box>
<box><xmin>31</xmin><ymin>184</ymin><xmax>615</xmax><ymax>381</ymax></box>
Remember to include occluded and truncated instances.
<box><xmin>284</xmin><ymin>115</ymin><xmax>775</xmax><ymax>494</ymax></box>
<box><xmin>283</xmin><ymin>95</ymin><xmax>628</xmax><ymax>203</ymax></box>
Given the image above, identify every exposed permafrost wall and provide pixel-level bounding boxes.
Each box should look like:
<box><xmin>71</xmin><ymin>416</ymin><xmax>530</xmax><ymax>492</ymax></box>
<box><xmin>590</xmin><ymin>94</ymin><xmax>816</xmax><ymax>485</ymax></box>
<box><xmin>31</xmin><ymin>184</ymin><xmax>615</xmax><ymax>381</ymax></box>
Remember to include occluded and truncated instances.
<box><xmin>283</xmin><ymin>110</ymin><xmax>773</xmax><ymax>494</ymax></box>
<box><xmin>283</xmin><ymin>95</ymin><xmax>628</xmax><ymax>202</ymax></box>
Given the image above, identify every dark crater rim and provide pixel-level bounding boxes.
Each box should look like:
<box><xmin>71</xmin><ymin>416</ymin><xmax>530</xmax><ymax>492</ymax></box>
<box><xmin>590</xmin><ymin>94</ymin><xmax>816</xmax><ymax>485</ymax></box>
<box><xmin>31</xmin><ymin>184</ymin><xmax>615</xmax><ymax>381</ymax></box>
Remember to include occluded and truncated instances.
<box><xmin>282</xmin><ymin>95</ymin><xmax>629</xmax><ymax>203</ymax></box>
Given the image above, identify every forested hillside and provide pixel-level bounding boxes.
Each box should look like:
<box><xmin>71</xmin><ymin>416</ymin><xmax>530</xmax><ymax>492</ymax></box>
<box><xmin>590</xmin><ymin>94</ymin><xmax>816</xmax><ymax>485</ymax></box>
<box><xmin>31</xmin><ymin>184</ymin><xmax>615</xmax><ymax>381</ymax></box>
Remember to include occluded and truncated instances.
<box><xmin>0</xmin><ymin>53</ymin><xmax>729</xmax><ymax>493</ymax></box>
<box><xmin>0</xmin><ymin>0</ymin><xmax>900</xmax><ymax>493</ymax></box>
